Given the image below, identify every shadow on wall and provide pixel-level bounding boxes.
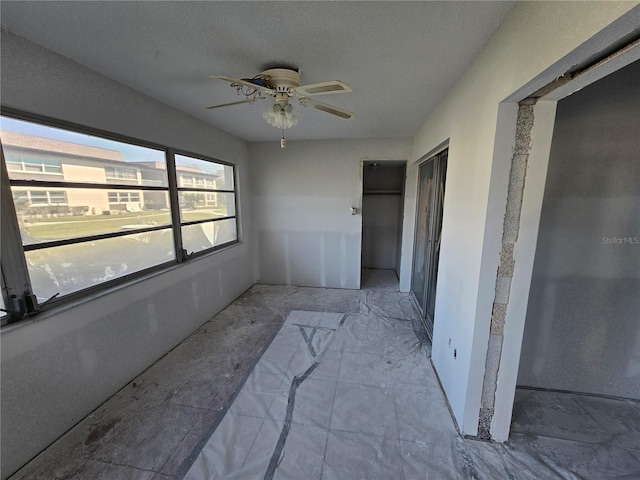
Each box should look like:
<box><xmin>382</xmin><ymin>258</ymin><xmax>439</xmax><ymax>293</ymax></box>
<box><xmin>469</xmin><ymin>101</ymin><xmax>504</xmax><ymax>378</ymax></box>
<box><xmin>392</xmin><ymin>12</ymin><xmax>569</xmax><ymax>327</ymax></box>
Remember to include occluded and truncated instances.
<box><xmin>258</xmin><ymin>230</ymin><xmax>361</xmax><ymax>289</ymax></box>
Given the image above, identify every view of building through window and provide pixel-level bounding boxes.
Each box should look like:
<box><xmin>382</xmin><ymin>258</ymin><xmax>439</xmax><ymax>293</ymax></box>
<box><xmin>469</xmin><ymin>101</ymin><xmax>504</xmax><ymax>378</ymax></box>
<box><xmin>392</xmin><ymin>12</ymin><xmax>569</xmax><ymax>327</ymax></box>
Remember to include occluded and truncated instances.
<box><xmin>1</xmin><ymin>115</ymin><xmax>238</xmax><ymax>305</ymax></box>
<box><xmin>175</xmin><ymin>154</ymin><xmax>237</xmax><ymax>255</ymax></box>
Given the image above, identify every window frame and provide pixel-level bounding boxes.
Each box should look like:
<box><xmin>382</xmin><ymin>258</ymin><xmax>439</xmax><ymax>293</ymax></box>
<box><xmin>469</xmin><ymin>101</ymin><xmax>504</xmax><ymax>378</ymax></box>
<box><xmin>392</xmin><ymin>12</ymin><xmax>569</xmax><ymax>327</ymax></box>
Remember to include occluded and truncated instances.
<box><xmin>6</xmin><ymin>155</ymin><xmax>64</xmax><ymax>175</ymax></box>
<box><xmin>107</xmin><ymin>191</ymin><xmax>142</xmax><ymax>204</ymax></box>
<box><xmin>172</xmin><ymin>150</ymin><xmax>240</xmax><ymax>260</ymax></box>
<box><xmin>0</xmin><ymin>107</ymin><xmax>240</xmax><ymax>325</ymax></box>
<box><xmin>104</xmin><ymin>165</ymin><xmax>138</xmax><ymax>181</ymax></box>
<box><xmin>12</xmin><ymin>189</ymin><xmax>69</xmax><ymax>206</ymax></box>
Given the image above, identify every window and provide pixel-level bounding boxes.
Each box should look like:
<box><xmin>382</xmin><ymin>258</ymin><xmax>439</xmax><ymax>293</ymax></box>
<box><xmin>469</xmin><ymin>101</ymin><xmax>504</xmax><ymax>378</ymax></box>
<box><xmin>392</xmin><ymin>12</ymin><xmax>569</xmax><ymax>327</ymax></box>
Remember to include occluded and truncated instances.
<box><xmin>48</xmin><ymin>191</ymin><xmax>68</xmax><ymax>204</ymax></box>
<box><xmin>1</xmin><ymin>115</ymin><xmax>173</xmax><ymax>311</ymax></box>
<box><xmin>6</xmin><ymin>155</ymin><xmax>63</xmax><ymax>175</ymax></box>
<box><xmin>108</xmin><ymin>191</ymin><xmax>141</xmax><ymax>204</ymax></box>
<box><xmin>179</xmin><ymin>175</ymin><xmax>192</xmax><ymax>187</ymax></box>
<box><xmin>175</xmin><ymin>154</ymin><xmax>238</xmax><ymax>256</ymax></box>
<box><xmin>12</xmin><ymin>189</ymin><xmax>69</xmax><ymax>206</ymax></box>
<box><xmin>105</xmin><ymin>166</ymin><xmax>138</xmax><ymax>181</ymax></box>
<box><xmin>27</xmin><ymin>191</ymin><xmax>48</xmax><ymax>204</ymax></box>
<box><xmin>0</xmin><ymin>111</ymin><xmax>239</xmax><ymax>323</ymax></box>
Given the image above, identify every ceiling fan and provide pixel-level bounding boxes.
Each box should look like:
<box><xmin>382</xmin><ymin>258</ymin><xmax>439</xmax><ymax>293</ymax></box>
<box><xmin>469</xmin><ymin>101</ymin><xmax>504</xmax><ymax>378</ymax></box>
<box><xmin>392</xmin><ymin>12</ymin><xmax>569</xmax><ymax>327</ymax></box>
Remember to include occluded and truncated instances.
<box><xmin>206</xmin><ymin>67</ymin><xmax>355</xmax><ymax>147</ymax></box>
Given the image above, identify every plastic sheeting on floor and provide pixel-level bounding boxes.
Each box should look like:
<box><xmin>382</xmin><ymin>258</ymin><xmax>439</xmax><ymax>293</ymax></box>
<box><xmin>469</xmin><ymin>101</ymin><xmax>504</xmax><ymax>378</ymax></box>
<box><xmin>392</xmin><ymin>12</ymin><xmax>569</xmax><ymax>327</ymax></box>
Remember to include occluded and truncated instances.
<box><xmin>183</xmin><ymin>307</ymin><xmax>640</xmax><ymax>480</ymax></box>
<box><xmin>183</xmin><ymin>310</ymin><xmax>457</xmax><ymax>479</ymax></box>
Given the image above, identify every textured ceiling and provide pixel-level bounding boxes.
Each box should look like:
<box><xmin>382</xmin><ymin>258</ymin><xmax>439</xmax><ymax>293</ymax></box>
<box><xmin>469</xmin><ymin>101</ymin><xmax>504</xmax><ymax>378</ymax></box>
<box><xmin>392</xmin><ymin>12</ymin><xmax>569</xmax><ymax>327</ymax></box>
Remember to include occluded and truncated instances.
<box><xmin>0</xmin><ymin>1</ymin><xmax>514</xmax><ymax>142</ymax></box>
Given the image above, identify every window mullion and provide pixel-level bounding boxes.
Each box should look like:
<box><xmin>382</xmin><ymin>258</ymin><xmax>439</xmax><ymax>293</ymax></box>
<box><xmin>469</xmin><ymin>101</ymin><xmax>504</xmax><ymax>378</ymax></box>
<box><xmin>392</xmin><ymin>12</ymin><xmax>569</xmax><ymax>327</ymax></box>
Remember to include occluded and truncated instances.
<box><xmin>166</xmin><ymin>149</ymin><xmax>185</xmax><ymax>262</ymax></box>
<box><xmin>0</xmin><ymin>148</ymin><xmax>34</xmax><ymax>320</ymax></box>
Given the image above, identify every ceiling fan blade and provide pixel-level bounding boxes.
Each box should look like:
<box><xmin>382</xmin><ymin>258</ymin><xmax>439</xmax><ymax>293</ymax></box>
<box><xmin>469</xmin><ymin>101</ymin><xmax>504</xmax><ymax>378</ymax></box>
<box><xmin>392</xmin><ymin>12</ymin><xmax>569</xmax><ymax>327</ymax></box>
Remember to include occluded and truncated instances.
<box><xmin>204</xmin><ymin>97</ymin><xmax>267</xmax><ymax>110</ymax></box>
<box><xmin>294</xmin><ymin>80</ymin><xmax>352</xmax><ymax>96</ymax></box>
<box><xmin>298</xmin><ymin>97</ymin><xmax>355</xmax><ymax>120</ymax></box>
<box><xmin>209</xmin><ymin>75</ymin><xmax>275</xmax><ymax>95</ymax></box>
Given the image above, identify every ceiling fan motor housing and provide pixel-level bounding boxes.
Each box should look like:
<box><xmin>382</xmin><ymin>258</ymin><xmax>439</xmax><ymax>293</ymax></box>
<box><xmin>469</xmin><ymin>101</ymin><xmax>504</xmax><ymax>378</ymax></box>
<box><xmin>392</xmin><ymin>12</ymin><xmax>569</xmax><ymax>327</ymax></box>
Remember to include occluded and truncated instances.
<box><xmin>262</xmin><ymin>68</ymin><xmax>301</xmax><ymax>91</ymax></box>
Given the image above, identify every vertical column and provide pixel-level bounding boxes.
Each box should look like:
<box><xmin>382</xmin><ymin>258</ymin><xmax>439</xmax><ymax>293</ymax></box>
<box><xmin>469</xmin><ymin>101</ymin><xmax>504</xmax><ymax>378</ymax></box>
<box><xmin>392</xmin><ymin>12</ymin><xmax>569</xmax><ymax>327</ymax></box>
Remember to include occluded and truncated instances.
<box><xmin>477</xmin><ymin>101</ymin><xmax>535</xmax><ymax>439</ymax></box>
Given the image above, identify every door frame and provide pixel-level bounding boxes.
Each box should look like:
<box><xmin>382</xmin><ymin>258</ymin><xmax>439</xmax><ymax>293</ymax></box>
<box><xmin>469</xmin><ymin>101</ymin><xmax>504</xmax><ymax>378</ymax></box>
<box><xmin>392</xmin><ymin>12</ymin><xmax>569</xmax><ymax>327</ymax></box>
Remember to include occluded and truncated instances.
<box><xmin>359</xmin><ymin>159</ymin><xmax>408</xmax><ymax>282</ymax></box>
<box><xmin>410</xmin><ymin>148</ymin><xmax>448</xmax><ymax>340</ymax></box>
<box><xmin>490</xmin><ymin>34</ymin><xmax>640</xmax><ymax>441</ymax></box>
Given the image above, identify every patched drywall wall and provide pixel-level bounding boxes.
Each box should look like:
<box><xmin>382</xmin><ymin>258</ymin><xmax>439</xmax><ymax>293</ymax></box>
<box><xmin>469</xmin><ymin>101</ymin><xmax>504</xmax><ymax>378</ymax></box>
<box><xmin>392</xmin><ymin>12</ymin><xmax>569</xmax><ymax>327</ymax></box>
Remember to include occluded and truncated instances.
<box><xmin>518</xmin><ymin>59</ymin><xmax>640</xmax><ymax>399</ymax></box>
<box><xmin>406</xmin><ymin>2</ymin><xmax>639</xmax><ymax>436</ymax></box>
<box><xmin>249</xmin><ymin>139</ymin><xmax>412</xmax><ymax>289</ymax></box>
<box><xmin>0</xmin><ymin>31</ymin><xmax>253</xmax><ymax>478</ymax></box>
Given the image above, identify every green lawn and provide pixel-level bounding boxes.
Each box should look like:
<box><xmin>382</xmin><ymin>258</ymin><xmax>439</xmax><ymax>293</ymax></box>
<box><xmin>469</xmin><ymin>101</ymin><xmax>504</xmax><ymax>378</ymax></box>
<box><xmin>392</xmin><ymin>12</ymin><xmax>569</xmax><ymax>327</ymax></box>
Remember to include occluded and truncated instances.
<box><xmin>22</xmin><ymin>210</ymin><xmax>222</xmax><ymax>240</ymax></box>
<box><xmin>22</xmin><ymin>210</ymin><xmax>165</xmax><ymax>224</ymax></box>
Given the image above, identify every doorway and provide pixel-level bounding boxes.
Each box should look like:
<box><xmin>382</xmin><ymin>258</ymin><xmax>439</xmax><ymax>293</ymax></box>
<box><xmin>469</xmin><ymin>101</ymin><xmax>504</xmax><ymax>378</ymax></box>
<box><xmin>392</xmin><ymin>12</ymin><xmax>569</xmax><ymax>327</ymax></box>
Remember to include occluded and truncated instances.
<box><xmin>517</xmin><ymin>59</ymin><xmax>640</xmax><ymax>399</ymax></box>
<box><xmin>411</xmin><ymin>149</ymin><xmax>448</xmax><ymax>340</ymax></box>
<box><xmin>361</xmin><ymin>161</ymin><xmax>406</xmax><ymax>285</ymax></box>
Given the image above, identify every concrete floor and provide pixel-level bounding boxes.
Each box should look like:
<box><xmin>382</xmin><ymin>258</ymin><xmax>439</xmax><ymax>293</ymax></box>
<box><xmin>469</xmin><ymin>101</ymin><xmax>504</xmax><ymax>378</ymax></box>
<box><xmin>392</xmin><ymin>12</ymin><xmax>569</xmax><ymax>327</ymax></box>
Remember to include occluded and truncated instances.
<box><xmin>9</xmin><ymin>269</ymin><xmax>640</xmax><ymax>479</ymax></box>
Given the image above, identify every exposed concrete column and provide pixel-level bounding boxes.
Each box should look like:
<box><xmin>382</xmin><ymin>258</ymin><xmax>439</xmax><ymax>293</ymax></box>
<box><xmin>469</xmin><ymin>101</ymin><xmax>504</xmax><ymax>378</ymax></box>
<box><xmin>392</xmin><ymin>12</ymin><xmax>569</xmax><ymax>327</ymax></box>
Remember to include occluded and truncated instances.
<box><xmin>477</xmin><ymin>102</ymin><xmax>535</xmax><ymax>439</ymax></box>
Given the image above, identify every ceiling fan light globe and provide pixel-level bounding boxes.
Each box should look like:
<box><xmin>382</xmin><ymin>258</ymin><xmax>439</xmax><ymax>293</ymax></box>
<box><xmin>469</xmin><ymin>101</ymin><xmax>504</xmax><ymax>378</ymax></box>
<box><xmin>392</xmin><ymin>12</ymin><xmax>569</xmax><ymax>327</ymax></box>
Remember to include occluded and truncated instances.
<box><xmin>262</xmin><ymin>108</ymin><xmax>298</xmax><ymax>129</ymax></box>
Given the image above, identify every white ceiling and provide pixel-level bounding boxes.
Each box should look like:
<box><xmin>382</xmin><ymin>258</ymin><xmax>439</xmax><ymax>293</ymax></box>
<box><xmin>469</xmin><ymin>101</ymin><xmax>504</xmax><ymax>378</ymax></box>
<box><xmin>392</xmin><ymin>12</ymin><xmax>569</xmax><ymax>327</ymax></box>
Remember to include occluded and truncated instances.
<box><xmin>0</xmin><ymin>1</ymin><xmax>514</xmax><ymax>142</ymax></box>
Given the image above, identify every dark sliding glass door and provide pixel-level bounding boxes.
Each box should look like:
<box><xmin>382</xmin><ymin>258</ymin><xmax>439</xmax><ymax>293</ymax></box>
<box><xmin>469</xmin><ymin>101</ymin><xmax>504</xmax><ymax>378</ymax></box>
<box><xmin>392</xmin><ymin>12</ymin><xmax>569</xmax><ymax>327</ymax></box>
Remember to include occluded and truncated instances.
<box><xmin>411</xmin><ymin>149</ymin><xmax>447</xmax><ymax>340</ymax></box>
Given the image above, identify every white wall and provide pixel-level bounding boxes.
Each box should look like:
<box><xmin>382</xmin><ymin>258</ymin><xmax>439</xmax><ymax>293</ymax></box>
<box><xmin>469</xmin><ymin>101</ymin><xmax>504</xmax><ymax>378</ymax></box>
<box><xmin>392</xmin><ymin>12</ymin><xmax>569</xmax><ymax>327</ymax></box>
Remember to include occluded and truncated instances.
<box><xmin>0</xmin><ymin>32</ymin><xmax>254</xmax><ymax>478</ymax></box>
<box><xmin>403</xmin><ymin>2</ymin><xmax>640</xmax><ymax>436</ymax></box>
<box><xmin>249</xmin><ymin>139</ymin><xmax>412</xmax><ymax>289</ymax></box>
